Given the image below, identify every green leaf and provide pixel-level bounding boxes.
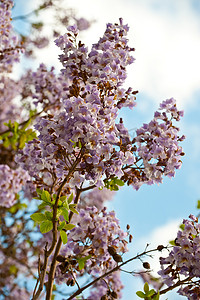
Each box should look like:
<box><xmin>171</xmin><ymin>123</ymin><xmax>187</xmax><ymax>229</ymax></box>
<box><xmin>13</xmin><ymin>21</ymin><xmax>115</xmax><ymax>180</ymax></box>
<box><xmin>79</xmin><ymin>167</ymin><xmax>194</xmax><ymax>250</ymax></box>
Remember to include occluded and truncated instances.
<box><xmin>67</xmin><ymin>193</ymin><xmax>73</xmax><ymax>204</ymax></box>
<box><xmin>111</xmin><ymin>185</ymin><xmax>119</xmax><ymax>191</ymax></box>
<box><xmin>36</xmin><ymin>188</ymin><xmax>43</xmax><ymax>195</ymax></box>
<box><xmin>136</xmin><ymin>291</ymin><xmax>145</xmax><ymax>298</ymax></box>
<box><xmin>60</xmin><ymin>230</ymin><xmax>68</xmax><ymax>244</ymax></box>
<box><xmin>9</xmin><ymin>265</ymin><xmax>18</xmax><ymax>275</ymax></box>
<box><xmin>56</xmin><ymin>208</ymin><xmax>63</xmax><ymax>218</ymax></box>
<box><xmin>58</xmin><ymin>221</ymin><xmax>66</xmax><ymax>231</ymax></box>
<box><xmin>77</xmin><ymin>258</ymin><xmax>85</xmax><ymax>270</ymax></box>
<box><xmin>60</xmin><ymin>195</ymin><xmax>67</xmax><ymax>202</ymax></box>
<box><xmin>41</xmin><ymin>190</ymin><xmax>51</xmax><ymax>202</ymax></box>
<box><xmin>3</xmin><ymin>138</ymin><xmax>10</xmax><ymax>148</ymax></box>
<box><xmin>144</xmin><ymin>282</ymin><xmax>149</xmax><ymax>293</ymax></box>
<box><xmin>64</xmin><ymin>224</ymin><xmax>75</xmax><ymax>231</ymax></box>
<box><xmin>8</xmin><ymin>202</ymin><xmax>27</xmax><ymax>214</ymax></box>
<box><xmin>77</xmin><ymin>255</ymin><xmax>91</xmax><ymax>270</ymax></box>
<box><xmin>40</xmin><ymin>220</ymin><xmax>53</xmax><ymax>233</ymax></box>
<box><xmin>78</xmin><ymin>140</ymin><xmax>82</xmax><ymax>148</ymax></box>
<box><xmin>61</xmin><ymin>207</ymin><xmax>69</xmax><ymax>222</ymax></box>
<box><xmin>197</xmin><ymin>200</ymin><xmax>200</xmax><ymax>209</ymax></box>
<box><xmin>69</xmin><ymin>206</ymin><xmax>79</xmax><ymax>215</ymax></box>
<box><xmin>38</xmin><ymin>202</ymin><xmax>48</xmax><ymax>210</ymax></box>
<box><xmin>30</xmin><ymin>213</ymin><xmax>47</xmax><ymax>223</ymax></box>
<box><xmin>169</xmin><ymin>240</ymin><xmax>176</xmax><ymax>246</ymax></box>
<box><xmin>115</xmin><ymin>178</ymin><xmax>125</xmax><ymax>186</ymax></box>
<box><xmin>63</xmin><ymin>200</ymin><xmax>69</xmax><ymax>210</ymax></box>
<box><xmin>179</xmin><ymin>224</ymin><xmax>185</xmax><ymax>231</ymax></box>
<box><xmin>19</xmin><ymin>133</ymin><xmax>27</xmax><ymax>149</ymax></box>
<box><xmin>152</xmin><ymin>292</ymin><xmax>160</xmax><ymax>300</ymax></box>
<box><xmin>52</xmin><ymin>194</ymin><xmax>57</xmax><ymax>202</ymax></box>
<box><xmin>146</xmin><ymin>289</ymin><xmax>155</xmax><ymax>297</ymax></box>
<box><xmin>45</xmin><ymin>211</ymin><xmax>53</xmax><ymax>221</ymax></box>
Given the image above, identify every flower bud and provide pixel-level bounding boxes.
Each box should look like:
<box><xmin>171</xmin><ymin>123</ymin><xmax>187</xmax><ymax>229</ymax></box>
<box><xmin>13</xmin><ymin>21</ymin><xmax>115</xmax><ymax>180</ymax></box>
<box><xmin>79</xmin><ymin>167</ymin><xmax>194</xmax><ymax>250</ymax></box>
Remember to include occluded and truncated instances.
<box><xmin>143</xmin><ymin>262</ymin><xmax>150</xmax><ymax>269</ymax></box>
<box><xmin>113</xmin><ymin>253</ymin><xmax>122</xmax><ymax>263</ymax></box>
<box><xmin>157</xmin><ymin>245</ymin><xmax>164</xmax><ymax>251</ymax></box>
<box><xmin>101</xmin><ymin>296</ymin><xmax>108</xmax><ymax>300</ymax></box>
<box><xmin>56</xmin><ymin>255</ymin><xmax>66</xmax><ymax>262</ymax></box>
<box><xmin>111</xmin><ymin>291</ymin><xmax>118</xmax><ymax>298</ymax></box>
<box><xmin>108</xmin><ymin>246</ymin><xmax>117</xmax><ymax>256</ymax></box>
<box><xmin>129</xmin><ymin>234</ymin><xmax>133</xmax><ymax>243</ymax></box>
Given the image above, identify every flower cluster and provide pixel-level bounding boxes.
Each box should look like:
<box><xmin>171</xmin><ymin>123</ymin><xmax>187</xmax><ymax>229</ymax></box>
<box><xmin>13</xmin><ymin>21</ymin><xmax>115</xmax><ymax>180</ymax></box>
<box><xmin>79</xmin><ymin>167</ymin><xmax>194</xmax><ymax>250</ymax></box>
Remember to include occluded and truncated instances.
<box><xmin>122</xmin><ymin>97</ymin><xmax>185</xmax><ymax>189</ymax></box>
<box><xmin>16</xmin><ymin>21</ymin><xmax>184</xmax><ymax>197</ymax></box>
<box><xmin>55</xmin><ymin>206</ymin><xmax>128</xmax><ymax>299</ymax></box>
<box><xmin>21</xmin><ymin>64</ymin><xmax>67</xmax><ymax>111</ymax></box>
<box><xmin>0</xmin><ymin>164</ymin><xmax>30</xmax><ymax>207</ymax></box>
<box><xmin>0</xmin><ymin>76</ymin><xmax>23</xmax><ymax>131</ymax></box>
<box><xmin>158</xmin><ymin>215</ymin><xmax>200</xmax><ymax>299</ymax></box>
<box><xmin>55</xmin><ymin>18</ymin><xmax>135</xmax><ymax>90</ymax></box>
<box><xmin>0</xmin><ymin>0</ymin><xmax>23</xmax><ymax>72</ymax></box>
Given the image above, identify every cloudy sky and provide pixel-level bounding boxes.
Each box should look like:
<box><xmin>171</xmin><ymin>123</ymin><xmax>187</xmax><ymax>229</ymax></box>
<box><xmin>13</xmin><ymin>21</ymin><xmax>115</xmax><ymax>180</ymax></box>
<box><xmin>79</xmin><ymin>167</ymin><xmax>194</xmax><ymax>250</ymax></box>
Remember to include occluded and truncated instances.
<box><xmin>13</xmin><ymin>0</ymin><xmax>200</xmax><ymax>299</ymax></box>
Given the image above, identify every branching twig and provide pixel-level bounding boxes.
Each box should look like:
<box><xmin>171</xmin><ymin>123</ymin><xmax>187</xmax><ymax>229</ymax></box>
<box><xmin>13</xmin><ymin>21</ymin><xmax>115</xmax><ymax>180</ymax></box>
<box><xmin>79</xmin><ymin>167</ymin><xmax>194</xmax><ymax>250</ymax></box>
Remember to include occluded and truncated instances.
<box><xmin>66</xmin><ymin>247</ymin><xmax>165</xmax><ymax>300</ymax></box>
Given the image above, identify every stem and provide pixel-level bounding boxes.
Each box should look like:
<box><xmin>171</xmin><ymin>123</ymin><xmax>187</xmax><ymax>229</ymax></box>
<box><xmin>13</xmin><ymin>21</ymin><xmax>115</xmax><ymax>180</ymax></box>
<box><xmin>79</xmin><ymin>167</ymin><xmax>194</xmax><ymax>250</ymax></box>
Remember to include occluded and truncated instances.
<box><xmin>0</xmin><ymin>110</ymin><xmax>42</xmax><ymax>136</ymax></box>
<box><xmin>32</xmin><ymin>243</ymin><xmax>49</xmax><ymax>299</ymax></box>
<box><xmin>159</xmin><ymin>276</ymin><xmax>192</xmax><ymax>295</ymax></box>
<box><xmin>67</xmin><ymin>247</ymin><xmax>162</xmax><ymax>300</ymax></box>
<box><xmin>45</xmin><ymin>188</ymin><xmax>82</xmax><ymax>300</ymax></box>
<box><xmin>33</xmin><ymin>149</ymin><xmax>84</xmax><ymax>299</ymax></box>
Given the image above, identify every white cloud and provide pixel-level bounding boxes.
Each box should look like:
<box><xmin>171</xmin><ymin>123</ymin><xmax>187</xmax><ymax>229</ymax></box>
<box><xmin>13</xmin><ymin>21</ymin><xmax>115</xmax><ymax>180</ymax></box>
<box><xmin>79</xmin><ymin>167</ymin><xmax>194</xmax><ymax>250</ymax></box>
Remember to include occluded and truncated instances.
<box><xmin>133</xmin><ymin>219</ymin><xmax>181</xmax><ymax>275</ymax></box>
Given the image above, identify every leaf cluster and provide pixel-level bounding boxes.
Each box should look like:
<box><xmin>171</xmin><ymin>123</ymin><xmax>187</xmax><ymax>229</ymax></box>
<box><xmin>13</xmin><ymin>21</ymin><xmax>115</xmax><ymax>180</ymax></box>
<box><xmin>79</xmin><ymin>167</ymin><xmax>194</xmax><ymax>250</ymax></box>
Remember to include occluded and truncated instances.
<box><xmin>0</xmin><ymin>119</ymin><xmax>36</xmax><ymax>150</ymax></box>
<box><xmin>136</xmin><ymin>282</ymin><xmax>159</xmax><ymax>300</ymax></box>
<box><xmin>30</xmin><ymin>189</ymin><xmax>78</xmax><ymax>244</ymax></box>
<box><xmin>104</xmin><ymin>176</ymin><xmax>125</xmax><ymax>191</ymax></box>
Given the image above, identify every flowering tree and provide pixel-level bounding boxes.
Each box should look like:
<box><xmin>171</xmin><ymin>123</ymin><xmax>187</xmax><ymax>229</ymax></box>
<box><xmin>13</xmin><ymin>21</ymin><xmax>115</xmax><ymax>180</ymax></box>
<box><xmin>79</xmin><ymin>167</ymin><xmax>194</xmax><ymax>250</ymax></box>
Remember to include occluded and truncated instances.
<box><xmin>1</xmin><ymin>1</ymin><xmax>199</xmax><ymax>299</ymax></box>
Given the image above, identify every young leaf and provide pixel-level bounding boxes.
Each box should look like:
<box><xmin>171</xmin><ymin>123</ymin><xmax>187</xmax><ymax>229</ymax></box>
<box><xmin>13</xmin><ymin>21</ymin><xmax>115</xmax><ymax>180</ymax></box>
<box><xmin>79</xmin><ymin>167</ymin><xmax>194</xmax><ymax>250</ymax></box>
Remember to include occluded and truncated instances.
<box><xmin>136</xmin><ymin>291</ymin><xmax>145</xmax><ymax>298</ymax></box>
<box><xmin>41</xmin><ymin>190</ymin><xmax>51</xmax><ymax>202</ymax></box>
<box><xmin>146</xmin><ymin>290</ymin><xmax>156</xmax><ymax>297</ymax></box>
<box><xmin>61</xmin><ymin>207</ymin><xmax>69</xmax><ymax>222</ymax></box>
<box><xmin>60</xmin><ymin>195</ymin><xmax>67</xmax><ymax>202</ymax></box>
<box><xmin>197</xmin><ymin>200</ymin><xmax>200</xmax><ymax>209</ymax></box>
<box><xmin>115</xmin><ymin>178</ymin><xmax>125</xmax><ymax>186</ymax></box>
<box><xmin>62</xmin><ymin>199</ymin><xmax>69</xmax><ymax>210</ymax></box>
<box><xmin>36</xmin><ymin>188</ymin><xmax>43</xmax><ymax>195</ymax></box>
<box><xmin>38</xmin><ymin>202</ymin><xmax>48</xmax><ymax>210</ymax></box>
<box><xmin>69</xmin><ymin>206</ymin><xmax>79</xmax><ymax>215</ymax></box>
<box><xmin>64</xmin><ymin>224</ymin><xmax>75</xmax><ymax>231</ymax></box>
<box><xmin>58</xmin><ymin>221</ymin><xmax>66</xmax><ymax>231</ymax></box>
<box><xmin>169</xmin><ymin>240</ymin><xmax>176</xmax><ymax>246</ymax></box>
<box><xmin>144</xmin><ymin>282</ymin><xmax>149</xmax><ymax>293</ymax></box>
<box><xmin>67</xmin><ymin>193</ymin><xmax>73</xmax><ymax>204</ymax></box>
<box><xmin>56</xmin><ymin>208</ymin><xmax>63</xmax><ymax>218</ymax></box>
<box><xmin>60</xmin><ymin>230</ymin><xmax>68</xmax><ymax>244</ymax></box>
<box><xmin>153</xmin><ymin>292</ymin><xmax>160</xmax><ymax>300</ymax></box>
<box><xmin>77</xmin><ymin>255</ymin><xmax>91</xmax><ymax>270</ymax></box>
<box><xmin>40</xmin><ymin>220</ymin><xmax>53</xmax><ymax>233</ymax></box>
<box><xmin>45</xmin><ymin>211</ymin><xmax>52</xmax><ymax>221</ymax></box>
<box><xmin>30</xmin><ymin>213</ymin><xmax>47</xmax><ymax>223</ymax></box>
<box><xmin>77</xmin><ymin>258</ymin><xmax>85</xmax><ymax>270</ymax></box>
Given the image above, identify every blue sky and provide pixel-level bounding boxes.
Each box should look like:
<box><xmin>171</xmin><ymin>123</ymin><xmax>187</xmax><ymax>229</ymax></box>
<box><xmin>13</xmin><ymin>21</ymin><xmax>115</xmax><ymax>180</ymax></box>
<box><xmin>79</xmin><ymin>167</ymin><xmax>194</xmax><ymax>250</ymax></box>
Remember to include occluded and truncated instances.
<box><xmin>12</xmin><ymin>0</ymin><xmax>200</xmax><ymax>299</ymax></box>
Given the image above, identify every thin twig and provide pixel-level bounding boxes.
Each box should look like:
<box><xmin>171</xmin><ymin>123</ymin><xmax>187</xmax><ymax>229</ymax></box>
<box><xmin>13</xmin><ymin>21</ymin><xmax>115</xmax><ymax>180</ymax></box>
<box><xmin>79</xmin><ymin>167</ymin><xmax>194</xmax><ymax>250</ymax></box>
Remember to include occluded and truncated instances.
<box><xmin>66</xmin><ymin>247</ymin><xmax>164</xmax><ymax>300</ymax></box>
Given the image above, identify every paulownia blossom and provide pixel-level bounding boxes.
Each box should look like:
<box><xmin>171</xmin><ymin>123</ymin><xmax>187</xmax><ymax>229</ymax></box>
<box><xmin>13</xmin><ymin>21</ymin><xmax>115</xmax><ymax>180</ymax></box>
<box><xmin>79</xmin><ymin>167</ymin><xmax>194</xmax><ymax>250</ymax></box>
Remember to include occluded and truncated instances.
<box><xmin>16</xmin><ymin>20</ymin><xmax>185</xmax><ymax>198</ymax></box>
<box><xmin>158</xmin><ymin>215</ymin><xmax>200</xmax><ymax>299</ymax></box>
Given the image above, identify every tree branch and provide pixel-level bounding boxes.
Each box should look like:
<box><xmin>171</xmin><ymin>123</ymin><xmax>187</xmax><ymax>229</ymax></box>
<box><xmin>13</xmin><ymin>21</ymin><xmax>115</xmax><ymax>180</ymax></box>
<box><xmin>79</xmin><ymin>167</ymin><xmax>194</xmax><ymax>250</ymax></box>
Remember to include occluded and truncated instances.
<box><xmin>66</xmin><ymin>247</ymin><xmax>164</xmax><ymax>300</ymax></box>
